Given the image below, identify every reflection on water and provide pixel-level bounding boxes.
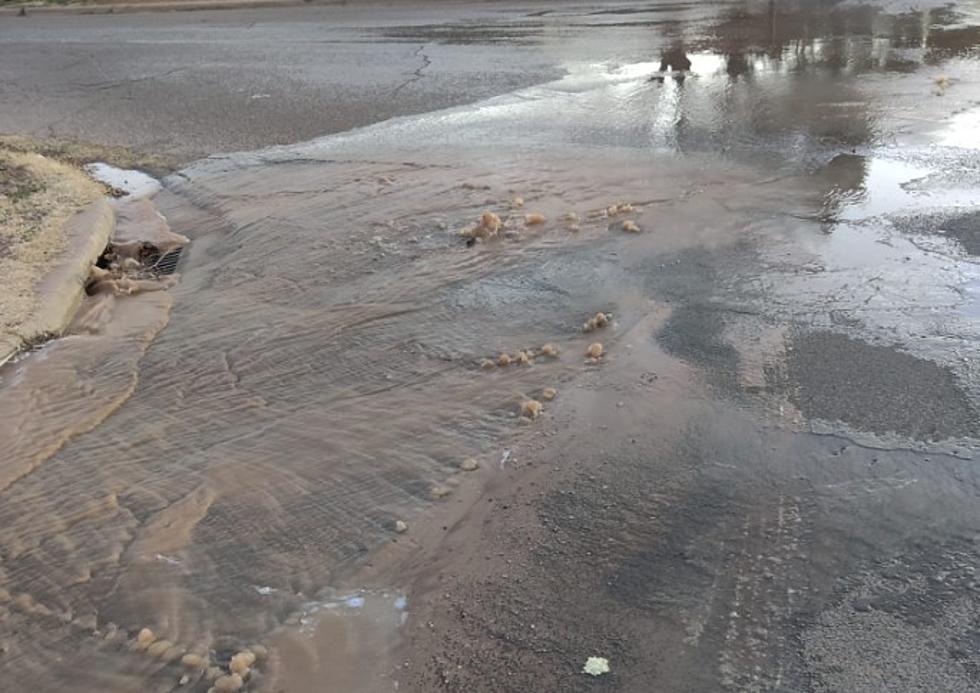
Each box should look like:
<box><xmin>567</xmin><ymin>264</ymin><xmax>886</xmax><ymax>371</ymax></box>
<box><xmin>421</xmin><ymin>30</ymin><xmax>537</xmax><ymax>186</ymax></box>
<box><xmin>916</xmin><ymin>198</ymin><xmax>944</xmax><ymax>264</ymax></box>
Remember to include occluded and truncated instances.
<box><xmin>1</xmin><ymin>2</ymin><xmax>980</xmax><ymax>692</ymax></box>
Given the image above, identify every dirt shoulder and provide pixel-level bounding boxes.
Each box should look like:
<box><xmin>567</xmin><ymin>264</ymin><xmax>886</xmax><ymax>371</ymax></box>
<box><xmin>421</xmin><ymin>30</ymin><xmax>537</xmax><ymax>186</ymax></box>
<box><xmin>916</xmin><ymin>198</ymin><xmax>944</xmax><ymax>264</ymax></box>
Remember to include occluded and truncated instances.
<box><xmin>0</xmin><ymin>148</ymin><xmax>112</xmax><ymax>365</ymax></box>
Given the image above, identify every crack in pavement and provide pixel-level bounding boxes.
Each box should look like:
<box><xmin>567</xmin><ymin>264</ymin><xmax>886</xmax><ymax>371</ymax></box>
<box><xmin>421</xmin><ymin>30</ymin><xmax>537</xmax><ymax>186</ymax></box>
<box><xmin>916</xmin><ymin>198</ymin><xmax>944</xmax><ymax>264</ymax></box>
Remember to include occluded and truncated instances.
<box><xmin>391</xmin><ymin>44</ymin><xmax>432</xmax><ymax>96</ymax></box>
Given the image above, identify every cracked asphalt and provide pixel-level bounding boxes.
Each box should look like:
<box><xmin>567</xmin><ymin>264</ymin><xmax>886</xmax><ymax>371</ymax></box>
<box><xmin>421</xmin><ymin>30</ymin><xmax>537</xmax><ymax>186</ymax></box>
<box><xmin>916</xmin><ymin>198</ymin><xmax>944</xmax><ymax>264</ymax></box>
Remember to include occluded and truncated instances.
<box><xmin>0</xmin><ymin>2</ymin><xmax>564</xmax><ymax>166</ymax></box>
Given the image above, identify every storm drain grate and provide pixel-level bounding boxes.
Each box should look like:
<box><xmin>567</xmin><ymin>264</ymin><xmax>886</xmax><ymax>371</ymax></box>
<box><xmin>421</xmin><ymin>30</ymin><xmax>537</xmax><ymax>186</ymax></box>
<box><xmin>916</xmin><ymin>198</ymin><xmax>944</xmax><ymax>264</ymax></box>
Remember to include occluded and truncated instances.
<box><xmin>153</xmin><ymin>247</ymin><xmax>184</xmax><ymax>276</ymax></box>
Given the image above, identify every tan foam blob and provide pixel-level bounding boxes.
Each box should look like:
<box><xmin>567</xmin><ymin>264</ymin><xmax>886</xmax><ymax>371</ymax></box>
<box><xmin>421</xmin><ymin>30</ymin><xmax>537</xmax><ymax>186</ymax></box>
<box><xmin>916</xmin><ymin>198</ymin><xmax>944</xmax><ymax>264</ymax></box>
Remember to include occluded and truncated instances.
<box><xmin>480</xmin><ymin>359</ymin><xmax>496</xmax><ymax>370</ymax></box>
<box><xmin>516</xmin><ymin>350</ymin><xmax>531</xmax><ymax>366</ymax></box>
<box><xmin>540</xmin><ymin>343</ymin><xmax>559</xmax><ymax>358</ymax></box>
<box><xmin>520</xmin><ymin>399</ymin><xmax>543</xmax><ymax>419</ymax></box>
<box><xmin>606</xmin><ymin>204</ymin><xmax>620</xmax><ymax>216</ymax></box>
<box><xmin>512</xmin><ymin>197</ymin><xmax>524</xmax><ymax>208</ymax></box>
<box><xmin>619</xmin><ymin>203</ymin><xmax>635</xmax><ymax>213</ymax></box>
<box><xmin>146</xmin><ymin>639</ymin><xmax>174</xmax><ymax>658</ymax></box>
<box><xmin>206</xmin><ymin>666</ymin><xmax>224</xmax><ymax>682</ymax></box>
<box><xmin>497</xmin><ymin>353</ymin><xmax>512</xmax><ymax>367</ymax></box>
<box><xmin>481</xmin><ymin>211</ymin><xmax>502</xmax><ymax>233</ymax></box>
<box><xmin>213</xmin><ymin>673</ymin><xmax>244</xmax><ymax>692</ymax></box>
<box><xmin>542</xmin><ymin>387</ymin><xmax>558</xmax><ymax>401</ymax></box>
<box><xmin>587</xmin><ymin>342</ymin><xmax>604</xmax><ymax>359</ymax></box>
<box><xmin>394</xmin><ymin>520</ymin><xmax>408</xmax><ymax>533</ymax></box>
<box><xmin>594</xmin><ymin>312</ymin><xmax>610</xmax><ymax>328</ymax></box>
<box><xmin>229</xmin><ymin>650</ymin><xmax>256</xmax><ymax>676</ymax></box>
<box><xmin>524</xmin><ymin>213</ymin><xmax>546</xmax><ymax>226</ymax></box>
<box><xmin>182</xmin><ymin>653</ymin><xmax>207</xmax><ymax>670</ymax></box>
<box><xmin>622</xmin><ymin>220</ymin><xmax>640</xmax><ymax>233</ymax></box>
<box><xmin>250</xmin><ymin>645</ymin><xmax>269</xmax><ymax>661</ymax></box>
<box><xmin>137</xmin><ymin>627</ymin><xmax>156</xmax><ymax>648</ymax></box>
<box><xmin>431</xmin><ymin>485</ymin><xmax>452</xmax><ymax>499</ymax></box>
<box><xmin>583</xmin><ymin>319</ymin><xmax>596</xmax><ymax>333</ymax></box>
<box><xmin>460</xmin><ymin>458</ymin><xmax>479</xmax><ymax>472</ymax></box>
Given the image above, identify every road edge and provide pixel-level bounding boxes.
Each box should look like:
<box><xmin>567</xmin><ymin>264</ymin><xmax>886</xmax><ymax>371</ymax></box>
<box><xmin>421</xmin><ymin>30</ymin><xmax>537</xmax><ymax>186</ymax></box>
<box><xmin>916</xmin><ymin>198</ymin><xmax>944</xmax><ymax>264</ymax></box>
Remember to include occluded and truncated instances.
<box><xmin>0</xmin><ymin>198</ymin><xmax>114</xmax><ymax>367</ymax></box>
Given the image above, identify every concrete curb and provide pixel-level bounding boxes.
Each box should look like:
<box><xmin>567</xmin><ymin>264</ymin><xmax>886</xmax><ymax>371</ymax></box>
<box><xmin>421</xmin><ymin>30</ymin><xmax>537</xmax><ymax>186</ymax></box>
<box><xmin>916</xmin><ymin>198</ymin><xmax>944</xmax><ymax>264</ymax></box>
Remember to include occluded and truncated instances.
<box><xmin>0</xmin><ymin>198</ymin><xmax>115</xmax><ymax>367</ymax></box>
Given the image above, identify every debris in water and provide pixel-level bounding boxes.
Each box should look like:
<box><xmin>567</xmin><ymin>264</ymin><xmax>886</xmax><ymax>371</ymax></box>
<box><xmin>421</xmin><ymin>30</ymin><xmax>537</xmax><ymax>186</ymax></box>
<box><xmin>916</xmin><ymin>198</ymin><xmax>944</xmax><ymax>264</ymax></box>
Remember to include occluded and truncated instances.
<box><xmin>481</xmin><ymin>211</ymin><xmax>502</xmax><ymax>233</ymax></box>
<box><xmin>935</xmin><ymin>74</ymin><xmax>951</xmax><ymax>87</ymax></box>
<box><xmin>250</xmin><ymin>645</ymin><xmax>269</xmax><ymax>661</ymax></box>
<box><xmin>583</xmin><ymin>312</ymin><xmax>610</xmax><ymax>333</ymax></box>
<box><xmin>582</xmin><ymin>656</ymin><xmax>610</xmax><ymax>676</ymax></box>
<box><xmin>512</xmin><ymin>197</ymin><xmax>524</xmax><ymax>208</ymax></box>
<box><xmin>540</xmin><ymin>343</ymin><xmax>559</xmax><ymax>358</ymax></box>
<box><xmin>431</xmin><ymin>485</ymin><xmax>452</xmax><ymax>499</ymax></box>
<box><xmin>460</xmin><ymin>458</ymin><xmax>479</xmax><ymax>472</ymax></box>
<box><xmin>516</xmin><ymin>350</ymin><xmax>532</xmax><ymax>366</ymax></box>
<box><xmin>481</xmin><ymin>359</ymin><xmax>496</xmax><ymax>370</ymax></box>
<box><xmin>499</xmin><ymin>449</ymin><xmax>512</xmax><ymax>468</ymax></box>
<box><xmin>520</xmin><ymin>399</ymin><xmax>543</xmax><ymax>419</ymax></box>
<box><xmin>229</xmin><ymin>651</ymin><xmax>256</xmax><ymax>676</ymax></box>
<box><xmin>213</xmin><ymin>673</ymin><xmax>244</xmax><ymax>692</ymax></box>
<box><xmin>206</xmin><ymin>666</ymin><xmax>224</xmax><ymax>682</ymax></box>
<box><xmin>147</xmin><ymin>639</ymin><xmax>175</xmax><ymax>658</ymax></box>
<box><xmin>497</xmin><ymin>353</ymin><xmax>512</xmax><ymax>367</ymax></box>
<box><xmin>606</xmin><ymin>204</ymin><xmax>620</xmax><ymax>216</ymax></box>
<box><xmin>619</xmin><ymin>203</ymin><xmax>634</xmax><ymax>213</ymax></box>
<box><xmin>394</xmin><ymin>520</ymin><xmax>408</xmax><ymax>533</ymax></box>
<box><xmin>178</xmin><ymin>674</ymin><xmax>190</xmax><ymax>686</ymax></box>
<box><xmin>562</xmin><ymin>212</ymin><xmax>580</xmax><ymax>223</ymax></box>
<box><xmin>136</xmin><ymin>627</ymin><xmax>155</xmax><ymax>649</ymax></box>
<box><xmin>542</xmin><ymin>387</ymin><xmax>558</xmax><ymax>401</ymax></box>
<box><xmin>622</xmin><ymin>220</ymin><xmax>640</xmax><ymax>233</ymax></box>
<box><xmin>181</xmin><ymin>653</ymin><xmax>207</xmax><ymax>670</ymax></box>
<box><xmin>525</xmin><ymin>213</ymin><xmax>547</xmax><ymax>226</ymax></box>
<box><xmin>587</xmin><ymin>343</ymin><xmax>604</xmax><ymax>360</ymax></box>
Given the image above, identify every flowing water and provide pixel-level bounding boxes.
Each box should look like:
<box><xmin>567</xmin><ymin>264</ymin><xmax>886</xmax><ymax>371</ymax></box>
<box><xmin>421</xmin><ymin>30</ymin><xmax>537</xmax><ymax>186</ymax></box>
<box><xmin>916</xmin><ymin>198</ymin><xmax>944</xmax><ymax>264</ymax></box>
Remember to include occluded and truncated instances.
<box><xmin>2</xmin><ymin>1</ymin><xmax>980</xmax><ymax>691</ymax></box>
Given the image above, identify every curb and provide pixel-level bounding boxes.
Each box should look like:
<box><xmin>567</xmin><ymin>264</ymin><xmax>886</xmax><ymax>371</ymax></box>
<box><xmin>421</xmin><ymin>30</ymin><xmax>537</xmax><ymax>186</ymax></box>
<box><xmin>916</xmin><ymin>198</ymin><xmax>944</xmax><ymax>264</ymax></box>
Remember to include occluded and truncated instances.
<box><xmin>0</xmin><ymin>198</ymin><xmax>115</xmax><ymax>367</ymax></box>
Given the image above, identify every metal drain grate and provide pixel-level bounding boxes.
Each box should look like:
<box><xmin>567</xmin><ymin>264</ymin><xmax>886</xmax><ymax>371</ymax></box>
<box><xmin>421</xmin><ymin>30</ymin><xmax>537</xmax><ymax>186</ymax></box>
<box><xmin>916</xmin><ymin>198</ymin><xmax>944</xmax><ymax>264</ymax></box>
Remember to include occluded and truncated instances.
<box><xmin>153</xmin><ymin>247</ymin><xmax>184</xmax><ymax>275</ymax></box>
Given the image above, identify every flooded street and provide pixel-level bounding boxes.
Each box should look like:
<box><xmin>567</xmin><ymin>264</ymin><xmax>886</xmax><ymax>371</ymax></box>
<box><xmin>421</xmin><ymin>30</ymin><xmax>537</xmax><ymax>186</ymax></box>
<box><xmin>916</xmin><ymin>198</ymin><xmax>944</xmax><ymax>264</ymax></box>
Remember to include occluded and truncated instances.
<box><xmin>2</xmin><ymin>0</ymin><xmax>980</xmax><ymax>691</ymax></box>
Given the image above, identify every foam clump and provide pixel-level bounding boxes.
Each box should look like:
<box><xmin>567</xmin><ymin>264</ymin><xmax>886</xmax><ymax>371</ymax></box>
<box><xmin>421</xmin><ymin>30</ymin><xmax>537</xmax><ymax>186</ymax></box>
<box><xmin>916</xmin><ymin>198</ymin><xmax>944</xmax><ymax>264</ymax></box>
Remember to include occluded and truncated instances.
<box><xmin>512</xmin><ymin>197</ymin><xmax>524</xmax><ymax>208</ymax></box>
<box><xmin>147</xmin><ymin>639</ymin><xmax>176</xmax><ymax>659</ymax></box>
<box><xmin>213</xmin><ymin>673</ymin><xmax>244</xmax><ymax>692</ymax></box>
<box><xmin>481</xmin><ymin>359</ymin><xmax>496</xmax><ymax>370</ymax></box>
<box><xmin>182</xmin><ymin>653</ymin><xmax>207</xmax><ymax>670</ymax></box>
<box><xmin>540</xmin><ymin>343</ymin><xmax>559</xmax><ymax>358</ymax></box>
<box><xmin>460</xmin><ymin>458</ymin><xmax>479</xmax><ymax>472</ymax></box>
<box><xmin>583</xmin><ymin>312</ymin><xmax>610</xmax><ymax>333</ymax></box>
<box><xmin>460</xmin><ymin>211</ymin><xmax>503</xmax><ymax>240</ymax></box>
<box><xmin>542</xmin><ymin>387</ymin><xmax>558</xmax><ymax>401</ymax></box>
<box><xmin>516</xmin><ymin>350</ymin><xmax>532</xmax><ymax>366</ymax></box>
<box><xmin>431</xmin><ymin>485</ymin><xmax>452</xmax><ymax>499</ymax></box>
<box><xmin>524</xmin><ymin>213</ymin><xmax>547</xmax><ymax>226</ymax></box>
<box><xmin>394</xmin><ymin>520</ymin><xmax>408</xmax><ymax>533</ymax></box>
<box><xmin>587</xmin><ymin>342</ymin><xmax>604</xmax><ymax>360</ymax></box>
<box><xmin>622</xmin><ymin>220</ymin><xmax>640</xmax><ymax>233</ymax></box>
<box><xmin>497</xmin><ymin>353</ymin><xmax>512</xmax><ymax>367</ymax></box>
<box><xmin>520</xmin><ymin>399</ymin><xmax>543</xmax><ymax>419</ymax></box>
<box><xmin>229</xmin><ymin>651</ymin><xmax>256</xmax><ymax>676</ymax></box>
<box><xmin>136</xmin><ymin>628</ymin><xmax>156</xmax><ymax>649</ymax></box>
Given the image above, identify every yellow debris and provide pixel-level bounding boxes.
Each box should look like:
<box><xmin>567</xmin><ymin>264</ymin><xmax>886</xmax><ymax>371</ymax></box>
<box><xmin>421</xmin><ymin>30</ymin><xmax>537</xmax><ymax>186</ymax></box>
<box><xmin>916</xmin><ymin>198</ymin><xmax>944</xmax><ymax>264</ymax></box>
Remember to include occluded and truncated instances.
<box><xmin>525</xmin><ymin>213</ymin><xmax>547</xmax><ymax>226</ymax></box>
<box><xmin>520</xmin><ymin>399</ymin><xmax>543</xmax><ymax>419</ymax></box>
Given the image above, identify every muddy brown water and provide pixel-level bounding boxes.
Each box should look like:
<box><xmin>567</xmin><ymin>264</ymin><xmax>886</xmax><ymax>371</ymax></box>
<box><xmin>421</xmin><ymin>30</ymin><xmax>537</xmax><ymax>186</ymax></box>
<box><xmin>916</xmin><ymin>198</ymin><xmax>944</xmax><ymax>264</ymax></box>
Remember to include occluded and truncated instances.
<box><xmin>2</xmin><ymin>1</ymin><xmax>980</xmax><ymax>691</ymax></box>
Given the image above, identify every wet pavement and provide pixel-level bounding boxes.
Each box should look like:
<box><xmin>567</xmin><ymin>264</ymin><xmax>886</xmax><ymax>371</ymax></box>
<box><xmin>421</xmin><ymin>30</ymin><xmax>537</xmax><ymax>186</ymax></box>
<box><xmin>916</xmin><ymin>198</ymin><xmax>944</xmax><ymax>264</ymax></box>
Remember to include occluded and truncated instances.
<box><xmin>2</xmin><ymin>0</ymin><xmax>980</xmax><ymax>691</ymax></box>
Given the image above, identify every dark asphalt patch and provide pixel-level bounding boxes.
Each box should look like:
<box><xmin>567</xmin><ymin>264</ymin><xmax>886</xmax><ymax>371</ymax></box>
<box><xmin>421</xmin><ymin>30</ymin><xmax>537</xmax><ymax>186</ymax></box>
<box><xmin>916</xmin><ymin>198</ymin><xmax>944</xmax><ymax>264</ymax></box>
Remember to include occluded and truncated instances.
<box><xmin>782</xmin><ymin>331</ymin><xmax>978</xmax><ymax>441</ymax></box>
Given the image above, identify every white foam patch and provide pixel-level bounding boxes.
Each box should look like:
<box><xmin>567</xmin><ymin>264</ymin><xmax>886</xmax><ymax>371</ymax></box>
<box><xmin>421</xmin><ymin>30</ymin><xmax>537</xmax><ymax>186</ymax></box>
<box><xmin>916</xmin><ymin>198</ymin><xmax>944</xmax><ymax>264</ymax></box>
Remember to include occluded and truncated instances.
<box><xmin>85</xmin><ymin>162</ymin><xmax>161</xmax><ymax>199</ymax></box>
